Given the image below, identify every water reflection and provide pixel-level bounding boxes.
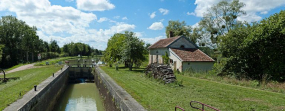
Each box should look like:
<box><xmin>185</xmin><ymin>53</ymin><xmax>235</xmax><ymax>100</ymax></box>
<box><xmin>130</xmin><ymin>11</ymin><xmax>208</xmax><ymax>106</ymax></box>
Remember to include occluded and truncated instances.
<box><xmin>54</xmin><ymin>83</ymin><xmax>105</xmax><ymax>111</ymax></box>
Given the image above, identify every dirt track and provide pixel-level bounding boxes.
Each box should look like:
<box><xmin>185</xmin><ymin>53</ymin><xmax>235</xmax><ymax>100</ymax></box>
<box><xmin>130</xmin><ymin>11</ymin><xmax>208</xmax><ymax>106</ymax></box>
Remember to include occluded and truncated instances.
<box><xmin>0</xmin><ymin>63</ymin><xmax>35</xmax><ymax>74</ymax></box>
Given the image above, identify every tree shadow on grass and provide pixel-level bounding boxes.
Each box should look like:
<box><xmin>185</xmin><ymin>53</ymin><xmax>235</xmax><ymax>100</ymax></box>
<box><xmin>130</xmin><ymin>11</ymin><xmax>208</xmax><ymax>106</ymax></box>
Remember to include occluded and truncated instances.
<box><xmin>0</xmin><ymin>77</ymin><xmax>20</xmax><ymax>85</ymax></box>
<box><xmin>132</xmin><ymin>69</ymin><xmax>144</xmax><ymax>73</ymax></box>
<box><xmin>116</xmin><ymin>67</ymin><xmax>145</xmax><ymax>73</ymax></box>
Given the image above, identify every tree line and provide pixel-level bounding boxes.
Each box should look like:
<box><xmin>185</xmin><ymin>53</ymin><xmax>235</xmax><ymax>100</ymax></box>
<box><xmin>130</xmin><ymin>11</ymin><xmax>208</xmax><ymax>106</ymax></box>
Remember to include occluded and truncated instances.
<box><xmin>165</xmin><ymin>0</ymin><xmax>285</xmax><ymax>83</ymax></box>
<box><xmin>0</xmin><ymin>16</ymin><xmax>102</xmax><ymax>68</ymax></box>
<box><xmin>62</xmin><ymin>42</ymin><xmax>103</xmax><ymax>56</ymax></box>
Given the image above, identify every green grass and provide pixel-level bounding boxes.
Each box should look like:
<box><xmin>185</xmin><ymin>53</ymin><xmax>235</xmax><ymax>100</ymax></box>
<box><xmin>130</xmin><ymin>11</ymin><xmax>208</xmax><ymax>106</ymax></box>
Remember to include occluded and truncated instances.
<box><xmin>34</xmin><ymin>56</ymin><xmax>102</xmax><ymax>66</ymax></box>
<box><xmin>0</xmin><ymin>65</ymin><xmax>62</xmax><ymax>110</ymax></box>
<box><xmin>100</xmin><ymin>66</ymin><xmax>285</xmax><ymax>111</ymax></box>
<box><xmin>34</xmin><ymin>56</ymin><xmax>78</xmax><ymax>66</ymax></box>
<box><xmin>181</xmin><ymin>71</ymin><xmax>285</xmax><ymax>94</ymax></box>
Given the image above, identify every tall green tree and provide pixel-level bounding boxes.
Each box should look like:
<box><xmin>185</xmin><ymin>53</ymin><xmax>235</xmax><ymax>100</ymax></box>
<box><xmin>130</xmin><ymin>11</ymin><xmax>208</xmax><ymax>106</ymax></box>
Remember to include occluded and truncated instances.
<box><xmin>165</xmin><ymin>20</ymin><xmax>201</xmax><ymax>43</ymax></box>
<box><xmin>62</xmin><ymin>42</ymin><xmax>95</xmax><ymax>56</ymax></box>
<box><xmin>50</xmin><ymin>40</ymin><xmax>60</xmax><ymax>53</ymax></box>
<box><xmin>199</xmin><ymin>0</ymin><xmax>246</xmax><ymax>44</ymax></box>
<box><xmin>120</xmin><ymin>31</ymin><xmax>146</xmax><ymax>71</ymax></box>
<box><xmin>221</xmin><ymin>10</ymin><xmax>285</xmax><ymax>82</ymax></box>
<box><xmin>103</xmin><ymin>33</ymin><xmax>126</xmax><ymax>67</ymax></box>
<box><xmin>0</xmin><ymin>15</ymin><xmax>51</xmax><ymax>66</ymax></box>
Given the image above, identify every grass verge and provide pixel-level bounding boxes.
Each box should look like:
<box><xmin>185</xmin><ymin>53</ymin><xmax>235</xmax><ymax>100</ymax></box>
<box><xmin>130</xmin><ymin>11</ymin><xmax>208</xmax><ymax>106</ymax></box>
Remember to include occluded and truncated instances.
<box><xmin>0</xmin><ymin>65</ymin><xmax>62</xmax><ymax>110</ymax></box>
<box><xmin>182</xmin><ymin>71</ymin><xmax>285</xmax><ymax>94</ymax></box>
<box><xmin>100</xmin><ymin>66</ymin><xmax>285</xmax><ymax>111</ymax></box>
<box><xmin>34</xmin><ymin>56</ymin><xmax>78</xmax><ymax>66</ymax></box>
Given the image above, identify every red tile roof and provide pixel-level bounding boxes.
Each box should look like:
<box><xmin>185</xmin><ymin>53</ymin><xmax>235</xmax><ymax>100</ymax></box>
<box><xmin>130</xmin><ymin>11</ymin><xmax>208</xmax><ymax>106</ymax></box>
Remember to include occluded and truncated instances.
<box><xmin>171</xmin><ymin>48</ymin><xmax>215</xmax><ymax>62</ymax></box>
<box><xmin>148</xmin><ymin>36</ymin><xmax>180</xmax><ymax>49</ymax></box>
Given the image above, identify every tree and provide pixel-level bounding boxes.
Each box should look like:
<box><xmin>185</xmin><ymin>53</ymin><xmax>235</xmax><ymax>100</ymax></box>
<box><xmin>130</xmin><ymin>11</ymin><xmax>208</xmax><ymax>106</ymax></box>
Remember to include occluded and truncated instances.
<box><xmin>0</xmin><ymin>16</ymin><xmax>42</xmax><ymax>66</ymax></box>
<box><xmin>50</xmin><ymin>40</ymin><xmax>60</xmax><ymax>53</ymax></box>
<box><xmin>166</xmin><ymin>20</ymin><xmax>202</xmax><ymax>43</ymax></box>
<box><xmin>103</xmin><ymin>33</ymin><xmax>126</xmax><ymax>67</ymax></box>
<box><xmin>221</xmin><ymin>10</ymin><xmax>285</xmax><ymax>83</ymax></box>
<box><xmin>162</xmin><ymin>51</ymin><xmax>169</xmax><ymax>64</ymax></box>
<box><xmin>199</xmin><ymin>0</ymin><xmax>246</xmax><ymax>44</ymax></box>
<box><xmin>120</xmin><ymin>31</ymin><xmax>146</xmax><ymax>71</ymax></box>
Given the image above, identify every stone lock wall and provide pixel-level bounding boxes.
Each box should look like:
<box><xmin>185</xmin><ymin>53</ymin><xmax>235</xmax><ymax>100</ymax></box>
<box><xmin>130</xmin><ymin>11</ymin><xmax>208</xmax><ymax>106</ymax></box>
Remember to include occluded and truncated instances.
<box><xmin>4</xmin><ymin>66</ymin><xmax>69</xmax><ymax>111</ymax></box>
<box><xmin>93</xmin><ymin>66</ymin><xmax>146</xmax><ymax>111</ymax></box>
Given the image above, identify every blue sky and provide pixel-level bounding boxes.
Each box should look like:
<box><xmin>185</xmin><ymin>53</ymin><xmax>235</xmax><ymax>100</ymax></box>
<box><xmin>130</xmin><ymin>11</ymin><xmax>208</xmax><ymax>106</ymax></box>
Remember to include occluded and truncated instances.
<box><xmin>0</xmin><ymin>0</ymin><xmax>284</xmax><ymax>50</ymax></box>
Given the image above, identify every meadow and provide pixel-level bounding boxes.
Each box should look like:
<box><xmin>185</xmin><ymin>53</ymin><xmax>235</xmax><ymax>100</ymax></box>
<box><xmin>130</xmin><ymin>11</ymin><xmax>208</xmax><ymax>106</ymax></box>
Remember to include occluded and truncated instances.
<box><xmin>101</xmin><ymin>66</ymin><xmax>285</xmax><ymax>111</ymax></box>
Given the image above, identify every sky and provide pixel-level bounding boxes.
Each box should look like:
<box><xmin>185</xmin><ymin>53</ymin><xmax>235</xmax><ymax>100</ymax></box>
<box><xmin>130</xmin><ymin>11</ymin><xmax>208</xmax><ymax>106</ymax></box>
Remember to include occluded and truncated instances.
<box><xmin>0</xmin><ymin>0</ymin><xmax>284</xmax><ymax>50</ymax></box>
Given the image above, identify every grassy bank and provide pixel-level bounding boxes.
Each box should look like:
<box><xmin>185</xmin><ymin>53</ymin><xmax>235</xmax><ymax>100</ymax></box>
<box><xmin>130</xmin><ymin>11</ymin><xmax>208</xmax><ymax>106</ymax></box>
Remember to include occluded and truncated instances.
<box><xmin>34</xmin><ymin>56</ymin><xmax>78</xmax><ymax>66</ymax></box>
<box><xmin>0</xmin><ymin>65</ymin><xmax>62</xmax><ymax>110</ymax></box>
<box><xmin>35</xmin><ymin>56</ymin><xmax>102</xmax><ymax>66</ymax></box>
<box><xmin>100</xmin><ymin>66</ymin><xmax>285</xmax><ymax>111</ymax></box>
<box><xmin>181</xmin><ymin>71</ymin><xmax>285</xmax><ymax>94</ymax></box>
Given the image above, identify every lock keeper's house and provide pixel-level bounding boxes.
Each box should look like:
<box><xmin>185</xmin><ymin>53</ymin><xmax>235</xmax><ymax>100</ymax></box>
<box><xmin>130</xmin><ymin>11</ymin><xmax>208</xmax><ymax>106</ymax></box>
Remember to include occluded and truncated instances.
<box><xmin>148</xmin><ymin>35</ymin><xmax>215</xmax><ymax>72</ymax></box>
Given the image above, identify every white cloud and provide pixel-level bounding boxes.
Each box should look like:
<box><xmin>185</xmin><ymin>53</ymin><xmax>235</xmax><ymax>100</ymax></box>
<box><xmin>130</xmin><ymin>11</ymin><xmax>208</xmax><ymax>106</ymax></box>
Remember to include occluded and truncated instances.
<box><xmin>98</xmin><ymin>17</ymin><xmax>108</xmax><ymax>23</ymax></box>
<box><xmin>150</xmin><ymin>12</ymin><xmax>156</xmax><ymax>19</ymax></box>
<box><xmin>122</xmin><ymin>17</ymin><xmax>128</xmax><ymax>20</ymax></box>
<box><xmin>65</xmin><ymin>0</ymin><xmax>74</xmax><ymax>2</ymax></box>
<box><xmin>110</xmin><ymin>23</ymin><xmax>136</xmax><ymax>33</ymax></box>
<box><xmin>148</xmin><ymin>22</ymin><xmax>164</xmax><ymax>30</ymax></box>
<box><xmin>160</xmin><ymin>19</ymin><xmax>164</xmax><ymax>22</ymax></box>
<box><xmin>135</xmin><ymin>32</ymin><xmax>143</xmax><ymax>38</ymax></box>
<box><xmin>260</xmin><ymin>11</ymin><xmax>268</xmax><ymax>14</ymax></box>
<box><xmin>194</xmin><ymin>0</ymin><xmax>219</xmax><ymax>17</ymax></box>
<box><xmin>76</xmin><ymin>0</ymin><xmax>115</xmax><ymax>11</ymax></box>
<box><xmin>192</xmin><ymin>22</ymin><xmax>199</xmax><ymax>28</ymax></box>
<box><xmin>0</xmin><ymin>0</ymin><xmax>136</xmax><ymax>50</ymax></box>
<box><xmin>0</xmin><ymin>0</ymin><xmax>97</xmax><ymax>35</ymax></box>
<box><xmin>240</xmin><ymin>0</ymin><xmax>285</xmax><ymax>13</ymax></box>
<box><xmin>237</xmin><ymin>12</ymin><xmax>262</xmax><ymax>23</ymax></box>
<box><xmin>39</xmin><ymin>22</ymin><xmax>136</xmax><ymax>50</ymax></box>
<box><xmin>187</xmin><ymin>12</ymin><xmax>195</xmax><ymax>16</ymax></box>
<box><xmin>193</xmin><ymin>0</ymin><xmax>285</xmax><ymax>22</ymax></box>
<box><xmin>113</xmin><ymin>16</ymin><xmax>120</xmax><ymax>19</ymax></box>
<box><xmin>159</xmin><ymin>8</ymin><xmax>169</xmax><ymax>15</ymax></box>
<box><xmin>141</xmin><ymin>36</ymin><xmax>165</xmax><ymax>44</ymax></box>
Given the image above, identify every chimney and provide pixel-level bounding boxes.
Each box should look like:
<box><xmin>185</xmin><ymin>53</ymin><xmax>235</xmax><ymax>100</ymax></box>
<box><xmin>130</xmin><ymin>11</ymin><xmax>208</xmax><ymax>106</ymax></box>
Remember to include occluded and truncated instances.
<box><xmin>169</xmin><ymin>31</ymin><xmax>173</xmax><ymax>38</ymax></box>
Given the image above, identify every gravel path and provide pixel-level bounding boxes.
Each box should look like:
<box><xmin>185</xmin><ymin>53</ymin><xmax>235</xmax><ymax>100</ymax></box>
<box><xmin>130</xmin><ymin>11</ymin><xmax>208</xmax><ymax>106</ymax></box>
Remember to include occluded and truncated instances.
<box><xmin>0</xmin><ymin>63</ymin><xmax>35</xmax><ymax>74</ymax></box>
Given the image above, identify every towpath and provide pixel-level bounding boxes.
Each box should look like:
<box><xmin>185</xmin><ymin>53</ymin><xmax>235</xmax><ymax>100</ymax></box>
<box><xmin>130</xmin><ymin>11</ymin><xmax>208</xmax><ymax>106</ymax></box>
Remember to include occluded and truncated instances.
<box><xmin>0</xmin><ymin>63</ymin><xmax>35</xmax><ymax>74</ymax></box>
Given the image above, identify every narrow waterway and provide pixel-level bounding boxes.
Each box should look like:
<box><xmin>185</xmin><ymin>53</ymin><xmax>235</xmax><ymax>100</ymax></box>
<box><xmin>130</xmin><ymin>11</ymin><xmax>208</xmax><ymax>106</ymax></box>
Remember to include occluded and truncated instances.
<box><xmin>54</xmin><ymin>83</ymin><xmax>105</xmax><ymax>111</ymax></box>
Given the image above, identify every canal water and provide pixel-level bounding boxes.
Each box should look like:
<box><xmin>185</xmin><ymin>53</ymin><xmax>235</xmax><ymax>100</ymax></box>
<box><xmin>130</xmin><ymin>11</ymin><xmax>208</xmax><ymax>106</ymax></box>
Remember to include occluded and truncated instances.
<box><xmin>54</xmin><ymin>83</ymin><xmax>105</xmax><ymax>111</ymax></box>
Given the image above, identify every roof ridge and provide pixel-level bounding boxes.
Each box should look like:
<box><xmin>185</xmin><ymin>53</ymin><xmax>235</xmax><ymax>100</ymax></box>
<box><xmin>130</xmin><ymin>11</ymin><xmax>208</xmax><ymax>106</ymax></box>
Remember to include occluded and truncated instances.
<box><xmin>148</xmin><ymin>36</ymin><xmax>181</xmax><ymax>49</ymax></box>
<box><xmin>165</xmin><ymin>36</ymin><xmax>181</xmax><ymax>47</ymax></box>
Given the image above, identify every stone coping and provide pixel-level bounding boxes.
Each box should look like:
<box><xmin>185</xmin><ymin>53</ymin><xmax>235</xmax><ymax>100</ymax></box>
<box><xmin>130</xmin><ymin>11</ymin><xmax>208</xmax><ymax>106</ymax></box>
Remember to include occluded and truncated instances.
<box><xmin>3</xmin><ymin>65</ymin><xmax>69</xmax><ymax>111</ymax></box>
<box><xmin>95</xmin><ymin>66</ymin><xmax>146</xmax><ymax>111</ymax></box>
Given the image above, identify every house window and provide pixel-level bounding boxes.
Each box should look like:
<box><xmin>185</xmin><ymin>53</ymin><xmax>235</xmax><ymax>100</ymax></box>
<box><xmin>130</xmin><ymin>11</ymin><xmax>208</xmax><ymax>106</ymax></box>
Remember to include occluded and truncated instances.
<box><xmin>156</xmin><ymin>50</ymin><xmax>158</xmax><ymax>53</ymax></box>
<box><xmin>170</xmin><ymin>59</ymin><xmax>173</xmax><ymax>64</ymax></box>
<box><xmin>180</xmin><ymin>45</ymin><xmax>185</xmax><ymax>48</ymax></box>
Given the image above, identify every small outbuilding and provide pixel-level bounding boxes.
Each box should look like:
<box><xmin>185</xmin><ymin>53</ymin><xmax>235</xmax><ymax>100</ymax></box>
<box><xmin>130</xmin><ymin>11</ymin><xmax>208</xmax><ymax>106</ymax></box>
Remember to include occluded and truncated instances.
<box><xmin>148</xmin><ymin>35</ymin><xmax>214</xmax><ymax>72</ymax></box>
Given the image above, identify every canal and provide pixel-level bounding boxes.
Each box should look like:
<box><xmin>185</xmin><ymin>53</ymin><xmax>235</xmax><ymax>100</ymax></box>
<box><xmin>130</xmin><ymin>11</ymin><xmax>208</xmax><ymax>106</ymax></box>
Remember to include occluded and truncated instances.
<box><xmin>54</xmin><ymin>82</ymin><xmax>105</xmax><ymax>111</ymax></box>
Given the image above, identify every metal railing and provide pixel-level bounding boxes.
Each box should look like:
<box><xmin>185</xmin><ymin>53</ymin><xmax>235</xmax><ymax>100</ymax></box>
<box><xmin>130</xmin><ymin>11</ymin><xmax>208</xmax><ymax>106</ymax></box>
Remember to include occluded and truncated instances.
<box><xmin>65</xmin><ymin>60</ymin><xmax>95</xmax><ymax>67</ymax></box>
<box><xmin>190</xmin><ymin>101</ymin><xmax>220</xmax><ymax>111</ymax></box>
<box><xmin>175</xmin><ymin>106</ymin><xmax>185</xmax><ymax>111</ymax></box>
